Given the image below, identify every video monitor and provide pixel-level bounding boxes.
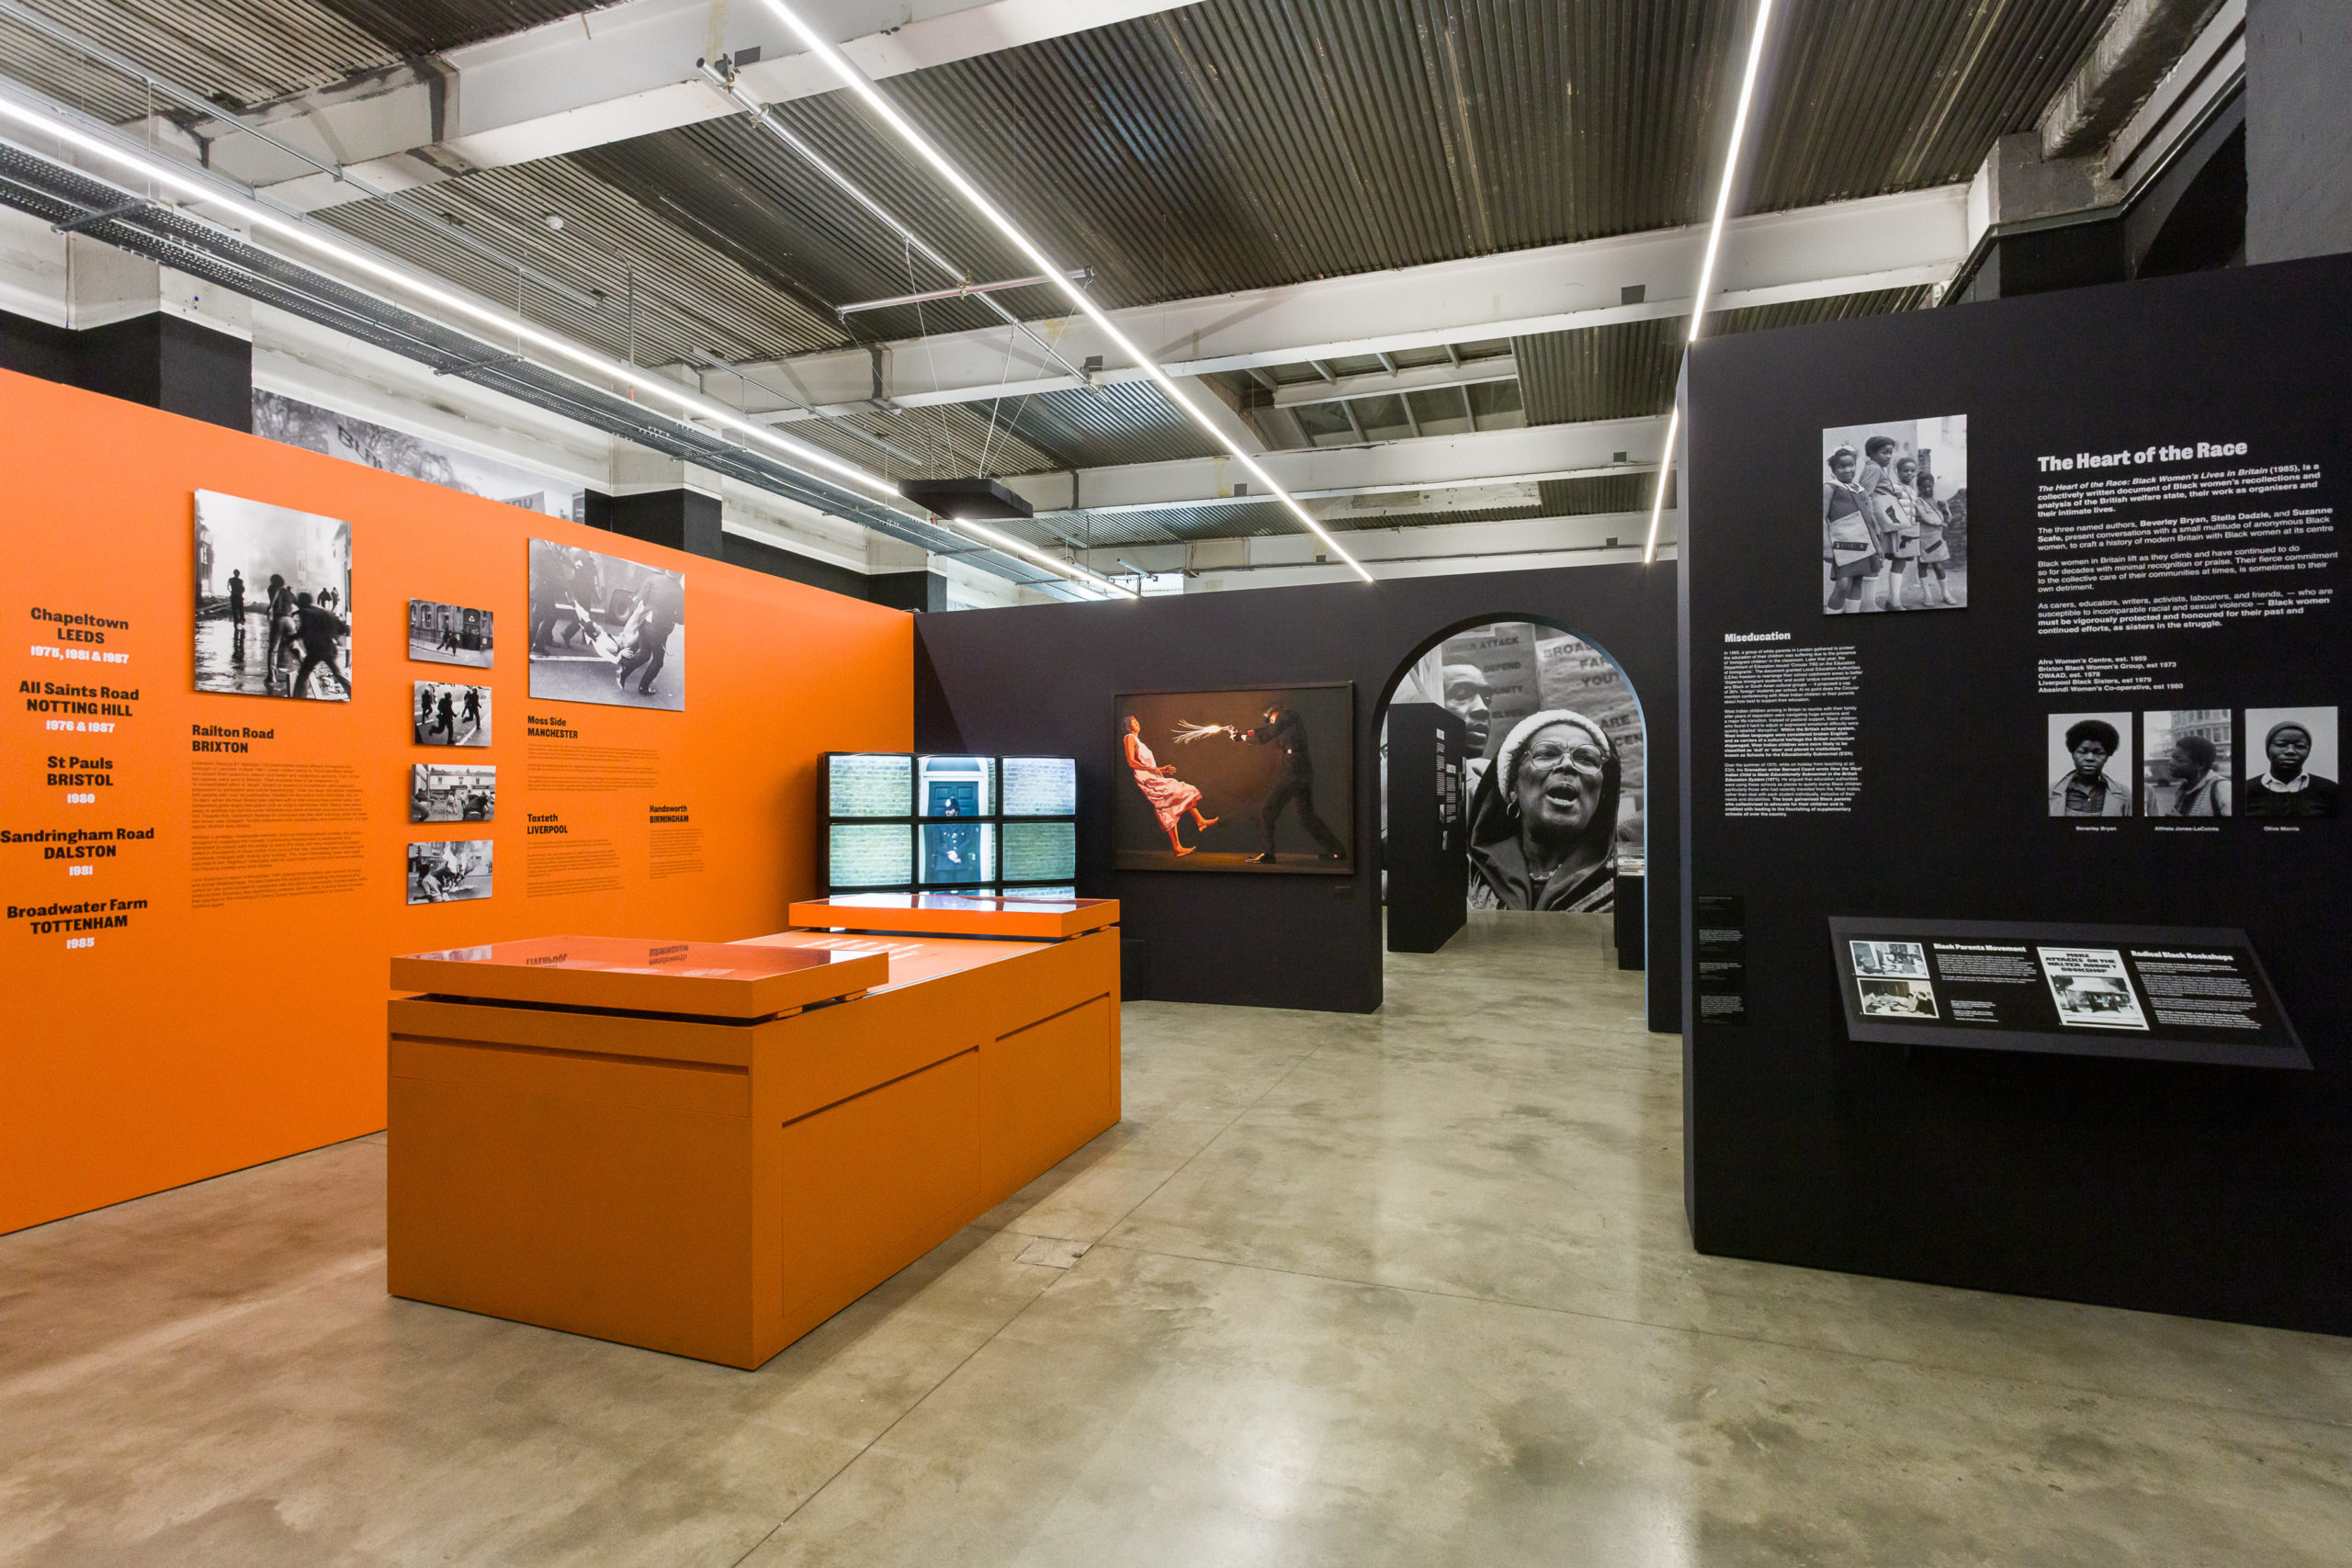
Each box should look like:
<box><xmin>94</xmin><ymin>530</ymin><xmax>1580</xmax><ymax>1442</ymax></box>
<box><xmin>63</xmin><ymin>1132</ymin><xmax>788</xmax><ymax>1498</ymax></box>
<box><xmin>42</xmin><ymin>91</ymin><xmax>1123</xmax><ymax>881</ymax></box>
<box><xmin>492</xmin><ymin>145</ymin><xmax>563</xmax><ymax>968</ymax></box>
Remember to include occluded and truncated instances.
<box><xmin>918</xmin><ymin>820</ymin><xmax>996</xmax><ymax>887</ymax></box>
<box><xmin>827</xmin><ymin>822</ymin><xmax>913</xmax><ymax>888</ymax></box>
<box><xmin>827</xmin><ymin>753</ymin><xmax>913</xmax><ymax>818</ymax></box>
<box><xmin>1001</xmin><ymin>755</ymin><xmax>1078</xmax><ymax>818</ymax></box>
<box><xmin>917</xmin><ymin>754</ymin><xmax>997</xmax><ymax>819</ymax></box>
<box><xmin>1001</xmin><ymin>820</ymin><xmax>1078</xmax><ymax>884</ymax></box>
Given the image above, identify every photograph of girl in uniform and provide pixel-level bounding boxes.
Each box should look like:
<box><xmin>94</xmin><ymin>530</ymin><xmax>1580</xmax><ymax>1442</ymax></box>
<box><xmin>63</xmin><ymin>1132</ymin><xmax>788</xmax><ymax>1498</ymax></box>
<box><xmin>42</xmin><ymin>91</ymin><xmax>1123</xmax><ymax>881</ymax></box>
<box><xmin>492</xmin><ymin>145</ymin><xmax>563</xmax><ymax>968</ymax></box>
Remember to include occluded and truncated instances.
<box><xmin>409</xmin><ymin>600</ymin><xmax>494</xmax><ymax>668</ymax></box>
<box><xmin>2244</xmin><ymin>707</ymin><xmax>2340</xmax><ymax>818</ymax></box>
<box><xmin>194</xmin><ymin>491</ymin><xmax>354</xmax><ymax>699</ymax></box>
<box><xmin>2143</xmin><ymin>711</ymin><xmax>2232</xmax><ymax>817</ymax></box>
<box><xmin>413</xmin><ymin>681</ymin><xmax>492</xmax><ymax>747</ymax></box>
<box><xmin>527</xmin><ymin>539</ymin><xmax>685</xmax><ymax>710</ymax></box>
<box><xmin>407</xmin><ymin>840</ymin><xmax>492</xmax><ymax>904</ymax></box>
<box><xmin>1820</xmin><ymin>416</ymin><xmax>1967</xmax><ymax>615</ymax></box>
<box><xmin>2048</xmin><ymin>714</ymin><xmax>2132</xmax><ymax>817</ymax></box>
<box><xmin>1466</xmin><ymin>710</ymin><xmax>1621</xmax><ymax>911</ymax></box>
<box><xmin>1858</xmin><ymin>978</ymin><xmax>1939</xmax><ymax>1018</ymax></box>
<box><xmin>411</xmin><ymin>763</ymin><xmax>496</xmax><ymax>823</ymax></box>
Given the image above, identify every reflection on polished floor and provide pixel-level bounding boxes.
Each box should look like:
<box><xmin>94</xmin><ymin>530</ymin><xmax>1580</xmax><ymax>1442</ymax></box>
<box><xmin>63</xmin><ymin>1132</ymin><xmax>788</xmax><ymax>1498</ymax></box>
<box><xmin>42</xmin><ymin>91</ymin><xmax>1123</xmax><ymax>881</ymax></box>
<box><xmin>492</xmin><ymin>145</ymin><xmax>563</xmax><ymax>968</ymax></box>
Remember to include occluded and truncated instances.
<box><xmin>6</xmin><ymin>912</ymin><xmax>2351</xmax><ymax>1566</ymax></box>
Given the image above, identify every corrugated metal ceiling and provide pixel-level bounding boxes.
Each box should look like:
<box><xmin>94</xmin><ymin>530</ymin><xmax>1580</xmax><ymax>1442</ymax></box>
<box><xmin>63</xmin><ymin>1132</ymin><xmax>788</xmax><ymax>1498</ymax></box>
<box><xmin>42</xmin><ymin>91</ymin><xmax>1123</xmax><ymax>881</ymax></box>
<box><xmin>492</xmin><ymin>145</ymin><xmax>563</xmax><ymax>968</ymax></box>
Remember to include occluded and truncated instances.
<box><xmin>0</xmin><ymin>0</ymin><xmax>2116</xmax><ymax>542</ymax></box>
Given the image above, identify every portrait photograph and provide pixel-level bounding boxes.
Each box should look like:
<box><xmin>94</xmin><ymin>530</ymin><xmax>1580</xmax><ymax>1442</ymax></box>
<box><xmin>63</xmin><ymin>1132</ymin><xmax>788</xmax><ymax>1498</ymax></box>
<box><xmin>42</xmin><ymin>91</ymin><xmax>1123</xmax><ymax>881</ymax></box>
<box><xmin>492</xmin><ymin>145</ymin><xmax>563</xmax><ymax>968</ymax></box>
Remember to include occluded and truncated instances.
<box><xmin>2048</xmin><ymin>712</ymin><xmax>2133</xmax><ymax>818</ymax></box>
<box><xmin>1820</xmin><ymin>414</ymin><xmax>1967</xmax><ymax>615</ymax></box>
<box><xmin>2244</xmin><ymin>706</ymin><xmax>2340</xmax><ymax>818</ymax></box>
<box><xmin>409</xmin><ymin>600</ymin><xmax>494</xmax><ymax>668</ymax></box>
<box><xmin>407</xmin><ymin>840</ymin><xmax>492</xmax><ymax>905</ymax></box>
<box><xmin>414</xmin><ymin>681</ymin><xmax>492</xmax><ymax>747</ymax></box>
<box><xmin>1114</xmin><ymin>684</ymin><xmax>1353</xmax><ymax>874</ymax></box>
<box><xmin>411</xmin><ymin>763</ymin><xmax>496</xmax><ymax>824</ymax></box>
<box><xmin>2142</xmin><ymin>710</ymin><xmax>2233</xmax><ymax>818</ymax></box>
<box><xmin>528</xmin><ymin>538</ymin><xmax>684</xmax><ymax>710</ymax></box>
<box><xmin>194</xmin><ymin>491</ymin><xmax>353</xmax><ymax>700</ymax></box>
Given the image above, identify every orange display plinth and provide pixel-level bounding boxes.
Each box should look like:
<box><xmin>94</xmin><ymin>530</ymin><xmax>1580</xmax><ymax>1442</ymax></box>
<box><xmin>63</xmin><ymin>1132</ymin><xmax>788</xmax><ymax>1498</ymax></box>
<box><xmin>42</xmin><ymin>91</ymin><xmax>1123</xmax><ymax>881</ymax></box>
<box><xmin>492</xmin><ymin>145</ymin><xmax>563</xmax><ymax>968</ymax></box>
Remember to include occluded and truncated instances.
<box><xmin>388</xmin><ymin>910</ymin><xmax>1120</xmax><ymax>1370</ymax></box>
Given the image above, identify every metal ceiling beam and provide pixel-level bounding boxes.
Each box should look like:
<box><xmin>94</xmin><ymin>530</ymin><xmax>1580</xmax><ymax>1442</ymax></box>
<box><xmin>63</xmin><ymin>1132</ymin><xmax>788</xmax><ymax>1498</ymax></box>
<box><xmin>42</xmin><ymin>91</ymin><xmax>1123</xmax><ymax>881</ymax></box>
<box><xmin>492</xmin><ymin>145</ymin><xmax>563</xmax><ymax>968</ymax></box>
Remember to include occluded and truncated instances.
<box><xmin>154</xmin><ymin>0</ymin><xmax>1205</xmax><ymax>213</ymax></box>
<box><xmin>1268</xmin><ymin>355</ymin><xmax>1517</xmax><ymax>410</ymax></box>
<box><xmin>1000</xmin><ymin>415</ymin><xmax>1667</xmax><ymax>516</ymax></box>
<box><xmin>736</xmin><ymin>186</ymin><xmax>1970</xmax><ymax>416</ymax></box>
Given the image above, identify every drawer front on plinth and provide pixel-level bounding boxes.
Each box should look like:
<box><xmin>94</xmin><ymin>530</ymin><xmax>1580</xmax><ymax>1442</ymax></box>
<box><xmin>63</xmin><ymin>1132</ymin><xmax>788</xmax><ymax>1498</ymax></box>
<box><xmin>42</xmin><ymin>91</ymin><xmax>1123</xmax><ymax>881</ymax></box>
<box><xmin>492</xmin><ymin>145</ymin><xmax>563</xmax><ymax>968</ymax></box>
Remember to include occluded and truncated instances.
<box><xmin>389</xmin><ymin>1038</ymin><xmax>760</xmax><ymax>1368</ymax></box>
<box><xmin>777</xmin><ymin>1047</ymin><xmax>982</xmax><ymax>1342</ymax></box>
<box><xmin>983</xmin><ymin>996</ymin><xmax>1117</xmax><ymax>1207</ymax></box>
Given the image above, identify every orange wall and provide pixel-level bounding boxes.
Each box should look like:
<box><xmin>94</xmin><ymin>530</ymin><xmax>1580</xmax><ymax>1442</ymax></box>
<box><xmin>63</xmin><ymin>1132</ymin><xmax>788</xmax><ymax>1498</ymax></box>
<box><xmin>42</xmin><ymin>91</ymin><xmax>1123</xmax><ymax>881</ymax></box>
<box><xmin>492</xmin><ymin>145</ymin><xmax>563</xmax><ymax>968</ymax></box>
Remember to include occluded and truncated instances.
<box><xmin>0</xmin><ymin>370</ymin><xmax>913</xmax><ymax>1234</ymax></box>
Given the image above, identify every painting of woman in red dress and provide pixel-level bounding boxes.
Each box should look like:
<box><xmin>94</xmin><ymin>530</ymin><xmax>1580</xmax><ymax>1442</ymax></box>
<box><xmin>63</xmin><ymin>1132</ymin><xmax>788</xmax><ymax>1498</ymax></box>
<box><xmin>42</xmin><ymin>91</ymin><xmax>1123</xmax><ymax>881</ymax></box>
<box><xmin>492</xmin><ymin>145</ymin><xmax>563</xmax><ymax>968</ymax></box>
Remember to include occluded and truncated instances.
<box><xmin>1123</xmin><ymin>715</ymin><xmax>1219</xmax><ymax>855</ymax></box>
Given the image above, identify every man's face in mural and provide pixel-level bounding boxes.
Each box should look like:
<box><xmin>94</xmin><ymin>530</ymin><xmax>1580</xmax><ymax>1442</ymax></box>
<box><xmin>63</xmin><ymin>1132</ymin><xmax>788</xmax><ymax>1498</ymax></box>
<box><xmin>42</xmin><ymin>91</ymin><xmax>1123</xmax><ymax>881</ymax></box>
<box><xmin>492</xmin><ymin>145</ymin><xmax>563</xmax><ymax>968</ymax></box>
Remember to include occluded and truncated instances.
<box><xmin>1442</xmin><ymin>663</ymin><xmax>1493</xmax><ymax>750</ymax></box>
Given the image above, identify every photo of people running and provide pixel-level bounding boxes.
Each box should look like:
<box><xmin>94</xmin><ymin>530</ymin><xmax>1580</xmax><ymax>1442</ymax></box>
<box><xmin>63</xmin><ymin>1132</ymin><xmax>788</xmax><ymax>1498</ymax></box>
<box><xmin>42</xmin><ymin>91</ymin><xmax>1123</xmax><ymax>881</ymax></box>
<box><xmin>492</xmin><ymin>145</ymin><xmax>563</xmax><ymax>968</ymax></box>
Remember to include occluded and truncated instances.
<box><xmin>1821</xmin><ymin>415</ymin><xmax>1968</xmax><ymax>615</ymax></box>
<box><xmin>413</xmin><ymin>680</ymin><xmax>492</xmax><ymax>747</ymax></box>
<box><xmin>527</xmin><ymin>539</ymin><xmax>685</xmax><ymax>710</ymax></box>
<box><xmin>411</xmin><ymin>763</ymin><xmax>496</xmax><ymax>823</ymax></box>
<box><xmin>408</xmin><ymin>600</ymin><xmax>494</xmax><ymax>669</ymax></box>
<box><xmin>1113</xmin><ymin>686</ymin><xmax>1352</xmax><ymax>874</ymax></box>
<box><xmin>407</xmin><ymin>840</ymin><xmax>492</xmax><ymax>904</ymax></box>
<box><xmin>194</xmin><ymin>491</ymin><xmax>353</xmax><ymax>700</ymax></box>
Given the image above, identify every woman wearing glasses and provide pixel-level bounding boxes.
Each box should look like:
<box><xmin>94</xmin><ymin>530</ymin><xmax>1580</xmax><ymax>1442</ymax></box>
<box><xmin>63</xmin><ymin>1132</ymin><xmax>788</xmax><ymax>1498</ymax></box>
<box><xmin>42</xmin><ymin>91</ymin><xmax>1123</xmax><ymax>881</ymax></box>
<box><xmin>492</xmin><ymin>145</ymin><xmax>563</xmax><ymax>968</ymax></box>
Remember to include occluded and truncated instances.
<box><xmin>1468</xmin><ymin>709</ymin><xmax>1622</xmax><ymax>911</ymax></box>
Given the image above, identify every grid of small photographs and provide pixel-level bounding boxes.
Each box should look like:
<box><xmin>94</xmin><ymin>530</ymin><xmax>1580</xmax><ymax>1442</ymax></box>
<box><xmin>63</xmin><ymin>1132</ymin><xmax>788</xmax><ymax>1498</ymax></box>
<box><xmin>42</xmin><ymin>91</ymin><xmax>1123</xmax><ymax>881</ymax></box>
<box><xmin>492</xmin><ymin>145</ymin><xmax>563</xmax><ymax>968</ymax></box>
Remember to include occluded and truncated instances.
<box><xmin>1850</xmin><ymin>941</ymin><xmax>1938</xmax><ymax>1018</ymax></box>
<box><xmin>409</xmin><ymin>592</ymin><xmax>499</xmax><ymax>902</ymax></box>
<box><xmin>2048</xmin><ymin>707</ymin><xmax>2339</xmax><ymax>820</ymax></box>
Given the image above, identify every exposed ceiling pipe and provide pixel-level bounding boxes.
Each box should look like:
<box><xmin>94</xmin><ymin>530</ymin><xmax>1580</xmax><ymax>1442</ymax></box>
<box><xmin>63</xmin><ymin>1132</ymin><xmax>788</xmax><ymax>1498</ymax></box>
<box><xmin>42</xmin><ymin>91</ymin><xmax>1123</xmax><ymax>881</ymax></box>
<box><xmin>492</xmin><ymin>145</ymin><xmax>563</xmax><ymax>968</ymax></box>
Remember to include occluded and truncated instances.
<box><xmin>0</xmin><ymin>77</ymin><xmax>1109</xmax><ymax>600</ymax></box>
<box><xmin>697</xmin><ymin>60</ymin><xmax>1095</xmax><ymax>393</ymax></box>
<box><xmin>836</xmin><ymin>269</ymin><xmax>1091</xmax><ymax>318</ymax></box>
<box><xmin>749</xmin><ymin>0</ymin><xmax>1377</xmax><ymax>584</ymax></box>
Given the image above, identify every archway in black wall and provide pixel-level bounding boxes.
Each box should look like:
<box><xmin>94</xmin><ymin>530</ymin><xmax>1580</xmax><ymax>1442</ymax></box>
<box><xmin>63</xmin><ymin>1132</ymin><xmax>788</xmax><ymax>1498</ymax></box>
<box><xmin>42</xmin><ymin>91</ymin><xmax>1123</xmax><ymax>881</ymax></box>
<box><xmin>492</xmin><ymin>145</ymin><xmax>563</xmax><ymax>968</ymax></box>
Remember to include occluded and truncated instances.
<box><xmin>1373</xmin><ymin>610</ymin><xmax>1649</xmax><ymax>962</ymax></box>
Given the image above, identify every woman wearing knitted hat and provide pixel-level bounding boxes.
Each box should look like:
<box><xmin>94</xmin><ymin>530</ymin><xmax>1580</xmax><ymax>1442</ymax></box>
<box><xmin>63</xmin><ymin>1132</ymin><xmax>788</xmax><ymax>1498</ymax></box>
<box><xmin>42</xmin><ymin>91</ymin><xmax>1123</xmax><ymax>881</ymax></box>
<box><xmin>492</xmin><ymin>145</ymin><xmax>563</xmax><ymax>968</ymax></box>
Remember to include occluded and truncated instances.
<box><xmin>1467</xmin><ymin>710</ymin><xmax>1621</xmax><ymax>911</ymax></box>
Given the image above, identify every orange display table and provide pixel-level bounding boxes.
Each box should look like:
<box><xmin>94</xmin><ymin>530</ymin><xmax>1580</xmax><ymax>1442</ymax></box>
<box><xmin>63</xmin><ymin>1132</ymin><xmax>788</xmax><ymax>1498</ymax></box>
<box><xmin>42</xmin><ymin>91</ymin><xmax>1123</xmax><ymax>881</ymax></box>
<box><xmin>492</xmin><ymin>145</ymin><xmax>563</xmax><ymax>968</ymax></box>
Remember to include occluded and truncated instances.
<box><xmin>387</xmin><ymin>907</ymin><xmax>1119</xmax><ymax>1369</ymax></box>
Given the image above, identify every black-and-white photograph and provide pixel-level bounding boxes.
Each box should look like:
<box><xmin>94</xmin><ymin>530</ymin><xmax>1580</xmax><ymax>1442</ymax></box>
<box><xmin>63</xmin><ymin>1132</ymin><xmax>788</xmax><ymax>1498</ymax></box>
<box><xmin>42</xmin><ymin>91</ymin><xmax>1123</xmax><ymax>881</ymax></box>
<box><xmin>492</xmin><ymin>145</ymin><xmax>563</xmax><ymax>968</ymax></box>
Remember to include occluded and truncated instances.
<box><xmin>2049</xmin><ymin>712</ymin><xmax>2132</xmax><ymax>818</ymax></box>
<box><xmin>1387</xmin><ymin>622</ymin><xmax>1644</xmax><ymax>911</ymax></box>
<box><xmin>255</xmin><ymin>389</ymin><xmax>582</xmax><ymax>520</ymax></box>
<box><xmin>2143</xmin><ymin>710</ymin><xmax>2233</xmax><ymax>818</ymax></box>
<box><xmin>528</xmin><ymin>539</ymin><xmax>684</xmax><ymax>710</ymax></box>
<box><xmin>1850</xmin><ymin>940</ymin><xmax>1929</xmax><ymax>978</ymax></box>
<box><xmin>2244</xmin><ymin>706</ymin><xmax>2340</xmax><ymax>818</ymax></box>
<box><xmin>413</xmin><ymin>680</ymin><xmax>492</xmax><ymax>747</ymax></box>
<box><xmin>409</xmin><ymin>600</ymin><xmax>495</xmax><ymax>668</ymax></box>
<box><xmin>1821</xmin><ymin>414</ymin><xmax>1967</xmax><ymax>615</ymax></box>
<box><xmin>1858</xmin><ymin>977</ymin><xmax>1939</xmax><ymax>1018</ymax></box>
<box><xmin>411</xmin><ymin>763</ymin><xmax>496</xmax><ymax>823</ymax></box>
<box><xmin>408</xmin><ymin>840</ymin><xmax>492</xmax><ymax>904</ymax></box>
<box><xmin>2039</xmin><ymin>947</ymin><xmax>2149</xmax><ymax>1030</ymax></box>
<box><xmin>194</xmin><ymin>490</ymin><xmax>353</xmax><ymax>700</ymax></box>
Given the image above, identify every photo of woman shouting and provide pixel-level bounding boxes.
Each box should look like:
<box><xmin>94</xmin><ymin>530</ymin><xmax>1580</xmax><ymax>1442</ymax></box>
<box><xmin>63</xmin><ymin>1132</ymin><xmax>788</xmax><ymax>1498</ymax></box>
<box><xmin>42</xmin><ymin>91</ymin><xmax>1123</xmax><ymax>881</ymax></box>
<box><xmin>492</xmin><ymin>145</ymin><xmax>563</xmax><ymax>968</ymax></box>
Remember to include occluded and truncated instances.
<box><xmin>1467</xmin><ymin>710</ymin><xmax>1622</xmax><ymax>911</ymax></box>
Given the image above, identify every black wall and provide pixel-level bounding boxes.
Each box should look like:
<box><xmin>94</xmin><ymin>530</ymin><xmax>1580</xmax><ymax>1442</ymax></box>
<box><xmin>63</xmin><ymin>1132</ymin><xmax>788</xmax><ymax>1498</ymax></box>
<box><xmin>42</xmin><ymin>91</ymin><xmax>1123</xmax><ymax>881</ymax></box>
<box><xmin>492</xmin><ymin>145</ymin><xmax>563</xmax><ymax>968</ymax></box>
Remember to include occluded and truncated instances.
<box><xmin>1681</xmin><ymin>255</ymin><xmax>2352</xmax><ymax>1335</ymax></box>
<box><xmin>1</xmin><ymin>307</ymin><xmax>251</xmax><ymax>432</ymax></box>
<box><xmin>915</xmin><ymin>563</ymin><xmax>1680</xmax><ymax>1024</ymax></box>
<box><xmin>1386</xmin><ymin>703</ymin><xmax>1468</xmax><ymax>953</ymax></box>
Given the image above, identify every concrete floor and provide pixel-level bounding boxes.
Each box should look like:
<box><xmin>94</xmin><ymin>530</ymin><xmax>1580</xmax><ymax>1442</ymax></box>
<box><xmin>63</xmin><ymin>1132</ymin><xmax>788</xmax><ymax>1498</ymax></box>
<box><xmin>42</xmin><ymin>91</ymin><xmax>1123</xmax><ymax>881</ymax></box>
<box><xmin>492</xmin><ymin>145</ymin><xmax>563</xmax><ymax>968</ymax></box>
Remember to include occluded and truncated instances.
<box><xmin>6</xmin><ymin>912</ymin><xmax>2351</xmax><ymax>1566</ymax></box>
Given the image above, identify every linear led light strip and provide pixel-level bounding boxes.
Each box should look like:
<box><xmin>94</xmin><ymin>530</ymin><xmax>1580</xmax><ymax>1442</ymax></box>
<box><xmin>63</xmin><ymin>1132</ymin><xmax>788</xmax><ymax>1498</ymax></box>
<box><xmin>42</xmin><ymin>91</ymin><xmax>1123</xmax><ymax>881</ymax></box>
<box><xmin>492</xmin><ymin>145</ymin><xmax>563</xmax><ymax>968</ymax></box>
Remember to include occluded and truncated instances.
<box><xmin>752</xmin><ymin>0</ymin><xmax>1376</xmax><ymax>586</ymax></box>
<box><xmin>0</xmin><ymin>84</ymin><xmax>994</xmax><ymax>557</ymax></box>
<box><xmin>1644</xmin><ymin>0</ymin><xmax>1778</xmax><ymax>566</ymax></box>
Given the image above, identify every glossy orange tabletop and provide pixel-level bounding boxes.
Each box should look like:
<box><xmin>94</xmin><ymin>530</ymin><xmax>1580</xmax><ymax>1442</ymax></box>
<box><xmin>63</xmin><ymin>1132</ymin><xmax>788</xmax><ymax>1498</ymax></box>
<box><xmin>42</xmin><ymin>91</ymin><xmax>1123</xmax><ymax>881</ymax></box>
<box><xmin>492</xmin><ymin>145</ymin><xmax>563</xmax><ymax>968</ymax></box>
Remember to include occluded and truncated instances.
<box><xmin>390</xmin><ymin>934</ymin><xmax>887</xmax><ymax>1018</ymax></box>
